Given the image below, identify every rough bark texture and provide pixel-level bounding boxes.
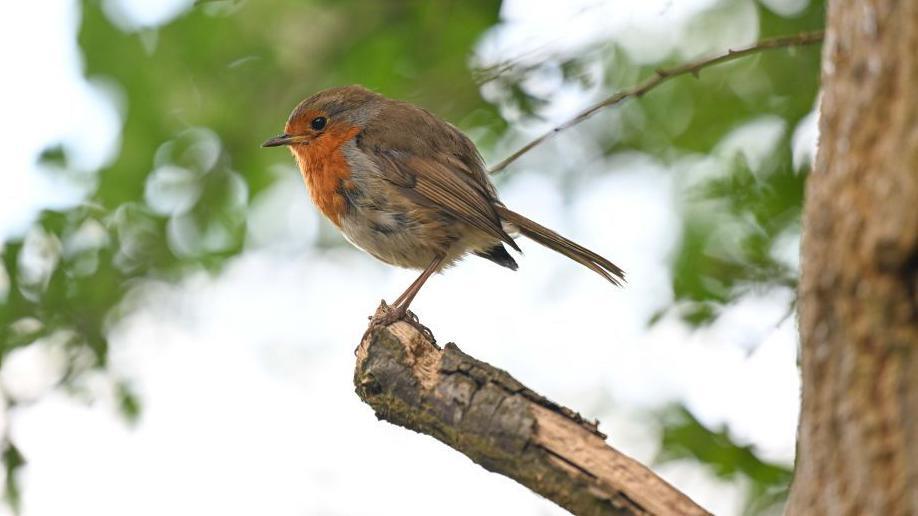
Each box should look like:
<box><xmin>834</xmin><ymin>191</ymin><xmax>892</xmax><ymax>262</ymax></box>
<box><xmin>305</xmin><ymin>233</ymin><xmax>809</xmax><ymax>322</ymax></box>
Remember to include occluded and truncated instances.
<box><xmin>354</xmin><ymin>307</ymin><xmax>710</xmax><ymax>516</ymax></box>
<box><xmin>789</xmin><ymin>1</ymin><xmax>918</xmax><ymax>514</ymax></box>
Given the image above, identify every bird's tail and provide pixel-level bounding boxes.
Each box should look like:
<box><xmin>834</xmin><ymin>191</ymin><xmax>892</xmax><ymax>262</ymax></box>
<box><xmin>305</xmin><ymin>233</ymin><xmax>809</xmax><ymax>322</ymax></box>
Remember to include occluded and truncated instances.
<box><xmin>495</xmin><ymin>205</ymin><xmax>625</xmax><ymax>286</ymax></box>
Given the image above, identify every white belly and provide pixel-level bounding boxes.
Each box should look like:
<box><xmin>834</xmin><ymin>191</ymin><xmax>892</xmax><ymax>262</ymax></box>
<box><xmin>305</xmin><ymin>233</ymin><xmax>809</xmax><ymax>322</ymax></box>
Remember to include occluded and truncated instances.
<box><xmin>338</xmin><ymin>206</ymin><xmax>499</xmax><ymax>271</ymax></box>
<box><xmin>339</xmin><ymin>211</ymin><xmax>438</xmax><ymax>269</ymax></box>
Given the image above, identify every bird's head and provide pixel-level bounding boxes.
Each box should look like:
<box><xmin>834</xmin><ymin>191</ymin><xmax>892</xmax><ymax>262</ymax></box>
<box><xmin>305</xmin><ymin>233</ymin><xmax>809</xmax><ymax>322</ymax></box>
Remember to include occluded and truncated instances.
<box><xmin>262</xmin><ymin>85</ymin><xmax>382</xmax><ymax>154</ymax></box>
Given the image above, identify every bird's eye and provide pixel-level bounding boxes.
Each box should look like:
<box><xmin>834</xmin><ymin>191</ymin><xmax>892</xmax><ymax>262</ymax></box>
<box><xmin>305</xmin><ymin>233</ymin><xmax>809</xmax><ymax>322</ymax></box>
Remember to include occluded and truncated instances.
<box><xmin>311</xmin><ymin>117</ymin><xmax>327</xmax><ymax>131</ymax></box>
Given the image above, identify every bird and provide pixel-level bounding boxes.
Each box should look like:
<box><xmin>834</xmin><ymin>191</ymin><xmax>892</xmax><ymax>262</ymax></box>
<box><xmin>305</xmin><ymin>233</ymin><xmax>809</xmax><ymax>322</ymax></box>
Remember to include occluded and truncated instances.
<box><xmin>262</xmin><ymin>85</ymin><xmax>624</xmax><ymax>324</ymax></box>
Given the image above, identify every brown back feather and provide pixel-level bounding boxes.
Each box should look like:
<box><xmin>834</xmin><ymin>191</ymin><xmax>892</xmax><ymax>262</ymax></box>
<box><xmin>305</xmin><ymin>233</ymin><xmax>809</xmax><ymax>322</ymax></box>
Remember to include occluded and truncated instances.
<box><xmin>357</xmin><ymin>100</ymin><xmax>520</xmax><ymax>252</ymax></box>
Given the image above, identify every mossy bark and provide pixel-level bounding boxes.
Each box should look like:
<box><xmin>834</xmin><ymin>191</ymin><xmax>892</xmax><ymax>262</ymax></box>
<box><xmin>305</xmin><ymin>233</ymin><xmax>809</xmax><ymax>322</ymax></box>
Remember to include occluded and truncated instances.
<box><xmin>354</xmin><ymin>308</ymin><xmax>709</xmax><ymax>516</ymax></box>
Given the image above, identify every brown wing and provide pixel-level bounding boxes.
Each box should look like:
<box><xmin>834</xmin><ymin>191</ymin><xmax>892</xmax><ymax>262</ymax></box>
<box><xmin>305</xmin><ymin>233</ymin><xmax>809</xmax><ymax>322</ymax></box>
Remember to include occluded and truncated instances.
<box><xmin>358</xmin><ymin>101</ymin><xmax>520</xmax><ymax>252</ymax></box>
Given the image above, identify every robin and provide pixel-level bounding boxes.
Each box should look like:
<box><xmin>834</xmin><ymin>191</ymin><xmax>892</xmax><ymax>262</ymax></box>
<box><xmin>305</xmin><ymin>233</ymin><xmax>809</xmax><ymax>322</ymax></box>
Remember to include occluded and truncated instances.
<box><xmin>263</xmin><ymin>85</ymin><xmax>624</xmax><ymax>324</ymax></box>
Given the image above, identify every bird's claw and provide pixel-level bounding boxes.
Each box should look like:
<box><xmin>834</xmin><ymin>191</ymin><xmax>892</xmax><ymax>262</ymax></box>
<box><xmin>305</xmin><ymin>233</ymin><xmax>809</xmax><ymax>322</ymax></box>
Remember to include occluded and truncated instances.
<box><xmin>401</xmin><ymin>309</ymin><xmax>436</xmax><ymax>344</ymax></box>
<box><xmin>362</xmin><ymin>302</ymin><xmax>436</xmax><ymax>345</ymax></box>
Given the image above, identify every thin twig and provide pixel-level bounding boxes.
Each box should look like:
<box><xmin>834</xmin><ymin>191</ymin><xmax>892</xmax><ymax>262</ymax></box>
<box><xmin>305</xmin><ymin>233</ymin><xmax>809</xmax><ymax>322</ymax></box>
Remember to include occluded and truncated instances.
<box><xmin>488</xmin><ymin>30</ymin><xmax>824</xmax><ymax>175</ymax></box>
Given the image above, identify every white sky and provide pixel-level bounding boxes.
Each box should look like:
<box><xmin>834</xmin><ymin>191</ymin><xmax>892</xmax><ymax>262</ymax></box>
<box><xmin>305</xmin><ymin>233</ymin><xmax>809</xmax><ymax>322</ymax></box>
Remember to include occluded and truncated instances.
<box><xmin>1</xmin><ymin>0</ymin><xmax>815</xmax><ymax>515</ymax></box>
<box><xmin>0</xmin><ymin>1</ymin><xmax>122</xmax><ymax>240</ymax></box>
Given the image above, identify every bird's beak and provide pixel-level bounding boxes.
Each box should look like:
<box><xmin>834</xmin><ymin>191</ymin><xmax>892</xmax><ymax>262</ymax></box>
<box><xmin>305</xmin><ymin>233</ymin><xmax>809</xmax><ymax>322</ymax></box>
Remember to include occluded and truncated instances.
<box><xmin>261</xmin><ymin>134</ymin><xmax>295</xmax><ymax>148</ymax></box>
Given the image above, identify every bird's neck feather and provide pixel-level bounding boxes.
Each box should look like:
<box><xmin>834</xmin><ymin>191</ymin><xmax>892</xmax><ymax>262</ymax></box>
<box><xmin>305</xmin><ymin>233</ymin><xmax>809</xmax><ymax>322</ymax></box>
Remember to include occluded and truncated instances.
<box><xmin>291</xmin><ymin>125</ymin><xmax>362</xmax><ymax>226</ymax></box>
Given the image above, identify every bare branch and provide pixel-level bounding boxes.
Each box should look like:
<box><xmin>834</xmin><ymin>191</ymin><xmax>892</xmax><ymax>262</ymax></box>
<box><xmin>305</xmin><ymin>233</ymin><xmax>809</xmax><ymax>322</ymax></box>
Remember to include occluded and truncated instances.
<box><xmin>488</xmin><ymin>30</ymin><xmax>824</xmax><ymax>175</ymax></box>
<box><xmin>354</xmin><ymin>305</ymin><xmax>711</xmax><ymax>515</ymax></box>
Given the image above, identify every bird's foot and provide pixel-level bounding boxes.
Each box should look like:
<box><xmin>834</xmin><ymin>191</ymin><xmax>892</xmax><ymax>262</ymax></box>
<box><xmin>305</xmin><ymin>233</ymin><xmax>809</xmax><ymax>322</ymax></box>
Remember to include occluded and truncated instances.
<box><xmin>362</xmin><ymin>301</ymin><xmax>436</xmax><ymax>345</ymax></box>
<box><xmin>399</xmin><ymin>308</ymin><xmax>437</xmax><ymax>344</ymax></box>
<box><xmin>369</xmin><ymin>301</ymin><xmax>407</xmax><ymax>327</ymax></box>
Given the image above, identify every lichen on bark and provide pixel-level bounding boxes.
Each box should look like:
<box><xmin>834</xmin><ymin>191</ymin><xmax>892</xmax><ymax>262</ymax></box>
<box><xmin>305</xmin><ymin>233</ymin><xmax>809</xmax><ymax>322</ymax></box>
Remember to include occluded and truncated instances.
<box><xmin>354</xmin><ymin>308</ymin><xmax>709</xmax><ymax>516</ymax></box>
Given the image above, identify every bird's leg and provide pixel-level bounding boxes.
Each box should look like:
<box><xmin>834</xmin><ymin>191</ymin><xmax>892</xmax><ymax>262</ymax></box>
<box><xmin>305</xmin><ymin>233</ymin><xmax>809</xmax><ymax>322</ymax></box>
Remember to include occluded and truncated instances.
<box><xmin>391</xmin><ymin>255</ymin><xmax>444</xmax><ymax>315</ymax></box>
<box><xmin>390</xmin><ymin>266</ymin><xmax>429</xmax><ymax>308</ymax></box>
<box><xmin>368</xmin><ymin>255</ymin><xmax>445</xmax><ymax>342</ymax></box>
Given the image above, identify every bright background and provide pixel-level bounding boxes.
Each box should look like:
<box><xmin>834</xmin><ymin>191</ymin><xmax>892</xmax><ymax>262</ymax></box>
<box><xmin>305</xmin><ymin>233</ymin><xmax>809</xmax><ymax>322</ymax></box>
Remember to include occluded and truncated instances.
<box><xmin>0</xmin><ymin>1</ymin><xmax>823</xmax><ymax>514</ymax></box>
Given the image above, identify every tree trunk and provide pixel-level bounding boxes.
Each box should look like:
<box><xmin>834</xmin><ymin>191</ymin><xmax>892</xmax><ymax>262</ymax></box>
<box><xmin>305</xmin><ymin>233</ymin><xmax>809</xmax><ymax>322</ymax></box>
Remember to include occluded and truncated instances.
<box><xmin>789</xmin><ymin>1</ymin><xmax>918</xmax><ymax>514</ymax></box>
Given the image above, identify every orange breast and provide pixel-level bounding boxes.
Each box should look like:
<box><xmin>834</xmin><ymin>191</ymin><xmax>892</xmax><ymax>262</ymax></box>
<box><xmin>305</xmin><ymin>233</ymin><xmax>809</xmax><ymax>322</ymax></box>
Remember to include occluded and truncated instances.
<box><xmin>291</xmin><ymin>126</ymin><xmax>361</xmax><ymax>226</ymax></box>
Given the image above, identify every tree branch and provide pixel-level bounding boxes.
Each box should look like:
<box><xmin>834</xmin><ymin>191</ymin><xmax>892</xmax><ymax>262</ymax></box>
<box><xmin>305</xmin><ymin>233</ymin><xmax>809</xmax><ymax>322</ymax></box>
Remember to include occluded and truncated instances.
<box><xmin>488</xmin><ymin>30</ymin><xmax>824</xmax><ymax>175</ymax></box>
<box><xmin>354</xmin><ymin>305</ymin><xmax>711</xmax><ymax>515</ymax></box>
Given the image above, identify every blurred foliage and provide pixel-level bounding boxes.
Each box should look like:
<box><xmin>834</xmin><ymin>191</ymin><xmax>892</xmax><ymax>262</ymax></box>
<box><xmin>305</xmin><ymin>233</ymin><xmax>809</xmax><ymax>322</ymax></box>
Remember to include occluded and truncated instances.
<box><xmin>0</xmin><ymin>0</ymin><xmax>823</xmax><ymax>513</ymax></box>
<box><xmin>669</xmin><ymin>156</ymin><xmax>803</xmax><ymax>325</ymax></box>
<box><xmin>657</xmin><ymin>405</ymin><xmax>793</xmax><ymax>515</ymax></box>
<box><xmin>481</xmin><ymin>0</ymin><xmax>822</xmax><ymax>328</ymax></box>
<box><xmin>1</xmin><ymin>0</ymin><xmax>501</xmax><ymax>508</ymax></box>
